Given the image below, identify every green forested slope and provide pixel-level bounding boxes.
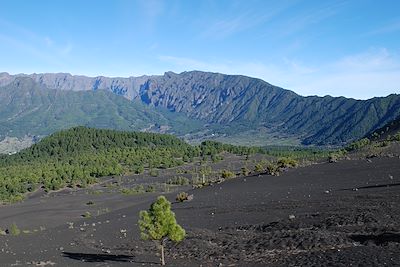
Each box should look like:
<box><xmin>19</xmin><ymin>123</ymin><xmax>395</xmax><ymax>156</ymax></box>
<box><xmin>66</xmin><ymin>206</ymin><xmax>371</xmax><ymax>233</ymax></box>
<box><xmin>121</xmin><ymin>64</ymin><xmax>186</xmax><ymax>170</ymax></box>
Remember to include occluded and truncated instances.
<box><xmin>0</xmin><ymin>127</ymin><xmax>254</xmax><ymax>202</ymax></box>
<box><xmin>367</xmin><ymin>115</ymin><xmax>400</xmax><ymax>141</ymax></box>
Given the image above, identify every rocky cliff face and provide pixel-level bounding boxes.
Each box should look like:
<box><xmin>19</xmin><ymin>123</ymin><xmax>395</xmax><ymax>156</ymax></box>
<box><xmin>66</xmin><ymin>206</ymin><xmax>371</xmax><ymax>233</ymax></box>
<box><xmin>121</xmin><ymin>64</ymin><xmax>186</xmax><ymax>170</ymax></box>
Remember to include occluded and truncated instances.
<box><xmin>0</xmin><ymin>72</ymin><xmax>150</xmax><ymax>100</ymax></box>
<box><xmin>138</xmin><ymin>71</ymin><xmax>297</xmax><ymax>123</ymax></box>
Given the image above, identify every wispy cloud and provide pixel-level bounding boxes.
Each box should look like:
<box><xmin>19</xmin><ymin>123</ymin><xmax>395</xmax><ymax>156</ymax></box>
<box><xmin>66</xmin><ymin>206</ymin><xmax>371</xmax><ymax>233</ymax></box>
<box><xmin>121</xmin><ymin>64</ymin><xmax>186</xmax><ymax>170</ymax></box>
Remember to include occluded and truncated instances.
<box><xmin>140</xmin><ymin>0</ymin><xmax>164</xmax><ymax>18</ymax></box>
<box><xmin>158</xmin><ymin>48</ymin><xmax>400</xmax><ymax>99</ymax></box>
<box><xmin>201</xmin><ymin>12</ymin><xmax>266</xmax><ymax>39</ymax></box>
<box><xmin>287</xmin><ymin>48</ymin><xmax>400</xmax><ymax>99</ymax></box>
<box><xmin>148</xmin><ymin>43</ymin><xmax>159</xmax><ymax>51</ymax></box>
<box><xmin>136</xmin><ymin>0</ymin><xmax>164</xmax><ymax>32</ymax></box>
<box><xmin>0</xmin><ymin>19</ymin><xmax>73</xmax><ymax>68</ymax></box>
<box><xmin>276</xmin><ymin>1</ymin><xmax>345</xmax><ymax>37</ymax></box>
<box><xmin>200</xmin><ymin>2</ymin><xmax>290</xmax><ymax>39</ymax></box>
<box><xmin>60</xmin><ymin>43</ymin><xmax>73</xmax><ymax>56</ymax></box>
<box><xmin>159</xmin><ymin>55</ymin><xmax>217</xmax><ymax>70</ymax></box>
<box><xmin>44</xmin><ymin>36</ymin><xmax>54</xmax><ymax>47</ymax></box>
<box><xmin>333</xmin><ymin>48</ymin><xmax>399</xmax><ymax>71</ymax></box>
<box><xmin>365</xmin><ymin>19</ymin><xmax>400</xmax><ymax>36</ymax></box>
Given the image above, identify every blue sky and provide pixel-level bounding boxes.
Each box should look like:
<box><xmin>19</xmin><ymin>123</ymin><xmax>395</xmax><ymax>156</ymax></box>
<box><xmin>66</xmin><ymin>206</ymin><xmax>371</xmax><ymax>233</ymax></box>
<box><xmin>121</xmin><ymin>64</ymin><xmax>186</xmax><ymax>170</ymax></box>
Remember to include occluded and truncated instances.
<box><xmin>0</xmin><ymin>0</ymin><xmax>399</xmax><ymax>99</ymax></box>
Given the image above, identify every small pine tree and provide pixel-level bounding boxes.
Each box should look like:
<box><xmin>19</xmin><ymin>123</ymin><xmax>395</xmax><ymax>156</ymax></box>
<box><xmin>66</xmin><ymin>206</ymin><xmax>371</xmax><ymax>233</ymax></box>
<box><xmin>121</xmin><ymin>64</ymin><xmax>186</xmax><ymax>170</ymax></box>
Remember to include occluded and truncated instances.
<box><xmin>9</xmin><ymin>223</ymin><xmax>20</xmax><ymax>236</ymax></box>
<box><xmin>255</xmin><ymin>162</ymin><xmax>264</xmax><ymax>172</ymax></box>
<box><xmin>241</xmin><ymin>166</ymin><xmax>250</xmax><ymax>176</ymax></box>
<box><xmin>138</xmin><ymin>196</ymin><xmax>185</xmax><ymax>265</ymax></box>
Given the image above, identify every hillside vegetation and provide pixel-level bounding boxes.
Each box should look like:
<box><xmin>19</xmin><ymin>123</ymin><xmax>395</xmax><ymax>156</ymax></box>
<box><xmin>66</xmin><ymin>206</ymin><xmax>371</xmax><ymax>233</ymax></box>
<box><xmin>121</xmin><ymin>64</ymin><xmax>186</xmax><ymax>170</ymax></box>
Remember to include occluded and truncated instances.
<box><xmin>327</xmin><ymin>116</ymin><xmax>400</xmax><ymax>162</ymax></box>
<box><xmin>368</xmin><ymin>115</ymin><xmax>400</xmax><ymax>141</ymax></box>
<box><xmin>0</xmin><ymin>127</ymin><xmax>256</xmax><ymax>202</ymax></box>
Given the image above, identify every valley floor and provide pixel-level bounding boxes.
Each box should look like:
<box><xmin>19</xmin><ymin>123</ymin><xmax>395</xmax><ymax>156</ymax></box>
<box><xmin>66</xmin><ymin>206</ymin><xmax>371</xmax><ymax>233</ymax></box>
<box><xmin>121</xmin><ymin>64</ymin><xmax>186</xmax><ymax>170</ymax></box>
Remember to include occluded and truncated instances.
<box><xmin>1</xmin><ymin>156</ymin><xmax>400</xmax><ymax>266</ymax></box>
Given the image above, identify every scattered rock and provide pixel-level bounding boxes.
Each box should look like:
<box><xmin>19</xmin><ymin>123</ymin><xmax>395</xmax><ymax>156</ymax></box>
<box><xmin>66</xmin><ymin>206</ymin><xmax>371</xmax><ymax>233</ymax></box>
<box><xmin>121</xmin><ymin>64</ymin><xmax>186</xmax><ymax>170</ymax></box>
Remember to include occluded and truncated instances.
<box><xmin>27</xmin><ymin>261</ymin><xmax>56</xmax><ymax>266</ymax></box>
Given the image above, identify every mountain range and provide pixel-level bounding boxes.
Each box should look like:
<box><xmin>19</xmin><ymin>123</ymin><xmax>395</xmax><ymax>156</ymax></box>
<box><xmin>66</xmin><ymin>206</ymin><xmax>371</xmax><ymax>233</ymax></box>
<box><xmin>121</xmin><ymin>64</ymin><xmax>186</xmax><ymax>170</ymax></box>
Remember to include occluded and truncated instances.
<box><xmin>0</xmin><ymin>71</ymin><xmax>399</xmax><ymax>151</ymax></box>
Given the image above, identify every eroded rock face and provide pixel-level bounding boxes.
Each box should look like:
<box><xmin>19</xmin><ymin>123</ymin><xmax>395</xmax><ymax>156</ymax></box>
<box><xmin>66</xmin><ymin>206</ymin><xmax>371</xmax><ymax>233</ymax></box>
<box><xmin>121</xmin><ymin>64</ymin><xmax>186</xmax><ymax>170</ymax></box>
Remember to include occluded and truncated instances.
<box><xmin>0</xmin><ymin>72</ymin><xmax>15</xmax><ymax>87</ymax></box>
<box><xmin>137</xmin><ymin>71</ymin><xmax>291</xmax><ymax>124</ymax></box>
<box><xmin>0</xmin><ymin>72</ymin><xmax>150</xmax><ymax>100</ymax></box>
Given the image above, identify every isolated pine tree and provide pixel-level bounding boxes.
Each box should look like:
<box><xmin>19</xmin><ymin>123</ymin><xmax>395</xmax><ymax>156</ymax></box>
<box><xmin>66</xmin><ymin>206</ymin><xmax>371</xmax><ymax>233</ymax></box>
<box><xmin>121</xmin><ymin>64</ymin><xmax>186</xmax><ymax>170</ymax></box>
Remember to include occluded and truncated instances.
<box><xmin>138</xmin><ymin>196</ymin><xmax>185</xmax><ymax>265</ymax></box>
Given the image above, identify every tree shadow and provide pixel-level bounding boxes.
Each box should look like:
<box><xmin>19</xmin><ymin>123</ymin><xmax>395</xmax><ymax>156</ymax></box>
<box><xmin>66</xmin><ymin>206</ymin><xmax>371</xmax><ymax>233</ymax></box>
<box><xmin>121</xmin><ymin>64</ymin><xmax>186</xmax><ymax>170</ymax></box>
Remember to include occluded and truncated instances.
<box><xmin>62</xmin><ymin>251</ymin><xmax>159</xmax><ymax>264</ymax></box>
<box><xmin>339</xmin><ymin>182</ymin><xmax>400</xmax><ymax>191</ymax></box>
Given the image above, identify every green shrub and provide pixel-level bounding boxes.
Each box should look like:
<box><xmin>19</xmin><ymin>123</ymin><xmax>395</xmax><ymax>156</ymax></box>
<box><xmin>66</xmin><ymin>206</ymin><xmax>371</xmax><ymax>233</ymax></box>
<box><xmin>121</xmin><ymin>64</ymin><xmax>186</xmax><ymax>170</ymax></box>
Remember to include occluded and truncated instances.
<box><xmin>9</xmin><ymin>223</ymin><xmax>20</xmax><ymax>236</ymax></box>
<box><xmin>8</xmin><ymin>194</ymin><xmax>24</xmax><ymax>204</ymax></box>
<box><xmin>82</xmin><ymin>211</ymin><xmax>92</xmax><ymax>218</ymax></box>
<box><xmin>175</xmin><ymin>168</ymin><xmax>186</xmax><ymax>174</ymax></box>
<box><xmin>145</xmin><ymin>185</ymin><xmax>156</xmax><ymax>193</ymax></box>
<box><xmin>149</xmin><ymin>168</ymin><xmax>159</xmax><ymax>177</ymax></box>
<box><xmin>167</xmin><ymin>176</ymin><xmax>190</xmax><ymax>186</ymax></box>
<box><xmin>176</xmin><ymin>192</ymin><xmax>189</xmax><ymax>202</ymax></box>
<box><xmin>241</xmin><ymin>167</ymin><xmax>250</xmax><ymax>176</ymax></box>
<box><xmin>134</xmin><ymin>165</ymin><xmax>144</xmax><ymax>174</ymax></box>
<box><xmin>191</xmin><ymin>175</ymin><xmax>206</xmax><ymax>187</ymax></box>
<box><xmin>380</xmin><ymin>140</ymin><xmax>389</xmax><ymax>147</ymax></box>
<box><xmin>277</xmin><ymin>157</ymin><xmax>298</xmax><ymax>168</ymax></box>
<box><xmin>211</xmin><ymin>154</ymin><xmax>223</xmax><ymax>163</ymax></box>
<box><xmin>346</xmin><ymin>138</ymin><xmax>370</xmax><ymax>151</ymax></box>
<box><xmin>221</xmin><ymin>169</ymin><xmax>235</xmax><ymax>179</ymax></box>
<box><xmin>120</xmin><ymin>185</ymin><xmax>145</xmax><ymax>195</ymax></box>
<box><xmin>266</xmin><ymin>163</ymin><xmax>280</xmax><ymax>176</ymax></box>
<box><xmin>254</xmin><ymin>162</ymin><xmax>264</xmax><ymax>172</ymax></box>
<box><xmin>328</xmin><ymin>153</ymin><xmax>339</xmax><ymax>163</ymax></box>
<box><xmin>394</xmin><ymin>132</ymin><xmax>400</xmax><ymax>141</ymax></box>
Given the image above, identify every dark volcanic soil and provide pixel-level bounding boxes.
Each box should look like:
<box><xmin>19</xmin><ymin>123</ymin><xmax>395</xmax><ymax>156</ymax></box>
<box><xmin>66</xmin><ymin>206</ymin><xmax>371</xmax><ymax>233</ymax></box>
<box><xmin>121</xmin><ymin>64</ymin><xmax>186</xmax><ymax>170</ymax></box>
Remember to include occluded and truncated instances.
<box><xmin>1</xmin><ymin>156</ymin><xmax>400</xmax><ymax>266</ymax></box>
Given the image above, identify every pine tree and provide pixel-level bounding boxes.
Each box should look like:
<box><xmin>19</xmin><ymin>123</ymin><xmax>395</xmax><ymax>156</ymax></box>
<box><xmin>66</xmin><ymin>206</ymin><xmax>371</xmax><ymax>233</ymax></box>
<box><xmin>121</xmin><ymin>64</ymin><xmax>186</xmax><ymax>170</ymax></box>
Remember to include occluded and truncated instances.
<box><xmin>138</xmin><ymin>196</ymin><xmax>185</xmax><ymax>265</ymax></box>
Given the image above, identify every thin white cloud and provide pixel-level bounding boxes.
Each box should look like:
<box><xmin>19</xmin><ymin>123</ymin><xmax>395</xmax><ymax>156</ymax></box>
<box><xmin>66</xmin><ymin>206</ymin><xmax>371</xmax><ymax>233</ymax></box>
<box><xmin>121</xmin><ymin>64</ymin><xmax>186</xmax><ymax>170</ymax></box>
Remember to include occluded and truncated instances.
<box><xmin>282</xmin><ymin>58</ymin><xmax>317</xmax><ymax>75</ymax></box>
<box><xmin>136</xmin><ymin>0</ymin><xmax>164</xmax><ymax>32</ymax></box>
<box><xmin>0</xmin><ymin>33</ymin><xmax>58</xmax><ymax>65</ymax></box>
<box><xmin>158</xmin><ymin>48</ymin><xmax>400</xmax><ymax>100</ymax></box>
<box><xmin>282</xmin><ymin>48</ymin><xmax>400</xmax><ymax>99</ymax></box>
<box><xmin>0</xmin><ymin>19</ymin><xmax>73</xmax><ymax>68</ymax></box>
<box><xmin>60</xmin><ymin>43</ymin><xmax>73</xmax><ymax>56</ymax></box>
<box><xmin>365</xmin><ymin>19</ymin><xmax>400</xmax><ymax>36</ymax></box>
<box><xmin>201</xmin><ymin>12</ymin><xmax>267</xmax><ymax>39</ymax></box>
<box><xmin>148</xmin><ymin>43</ymin><xmax>159</xmax><ymax>51</ymax></box>
<box><xmin>44</xmin><ymin>36</ymin><xmax>54</xmax><ymax>47</ymax></box>
<box><xmin>271</xmin><ymin>1</ymin><xmax>346</xmax><ymax>38</ymax></box>
<box><xmin>140</xmin><ymin>0</ymin><xmax>164</xmax><ymax>18</ymax></box>
<box><xmin>159</xmin><ymin>55</ymin><xmax>212</xmax><ymax>69</ymax></box>
<box><xmin>200</xmin><ymin>2</ymin><xmax>288</xmax><ymax>39</ymax></box>
<box><xmin>333</xmin><ymin>48</ymin><xmax>399</xmax><ymax>71</ymax></box>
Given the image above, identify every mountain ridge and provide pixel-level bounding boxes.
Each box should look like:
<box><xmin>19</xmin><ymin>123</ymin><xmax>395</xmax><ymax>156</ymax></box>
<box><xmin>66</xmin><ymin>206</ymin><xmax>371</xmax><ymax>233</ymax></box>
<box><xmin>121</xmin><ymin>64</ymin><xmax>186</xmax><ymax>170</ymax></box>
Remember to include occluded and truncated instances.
<box><xmin>0</xmin><ymin>71</ymin><xmax>399</xmax><ymax>147</ymax></box>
